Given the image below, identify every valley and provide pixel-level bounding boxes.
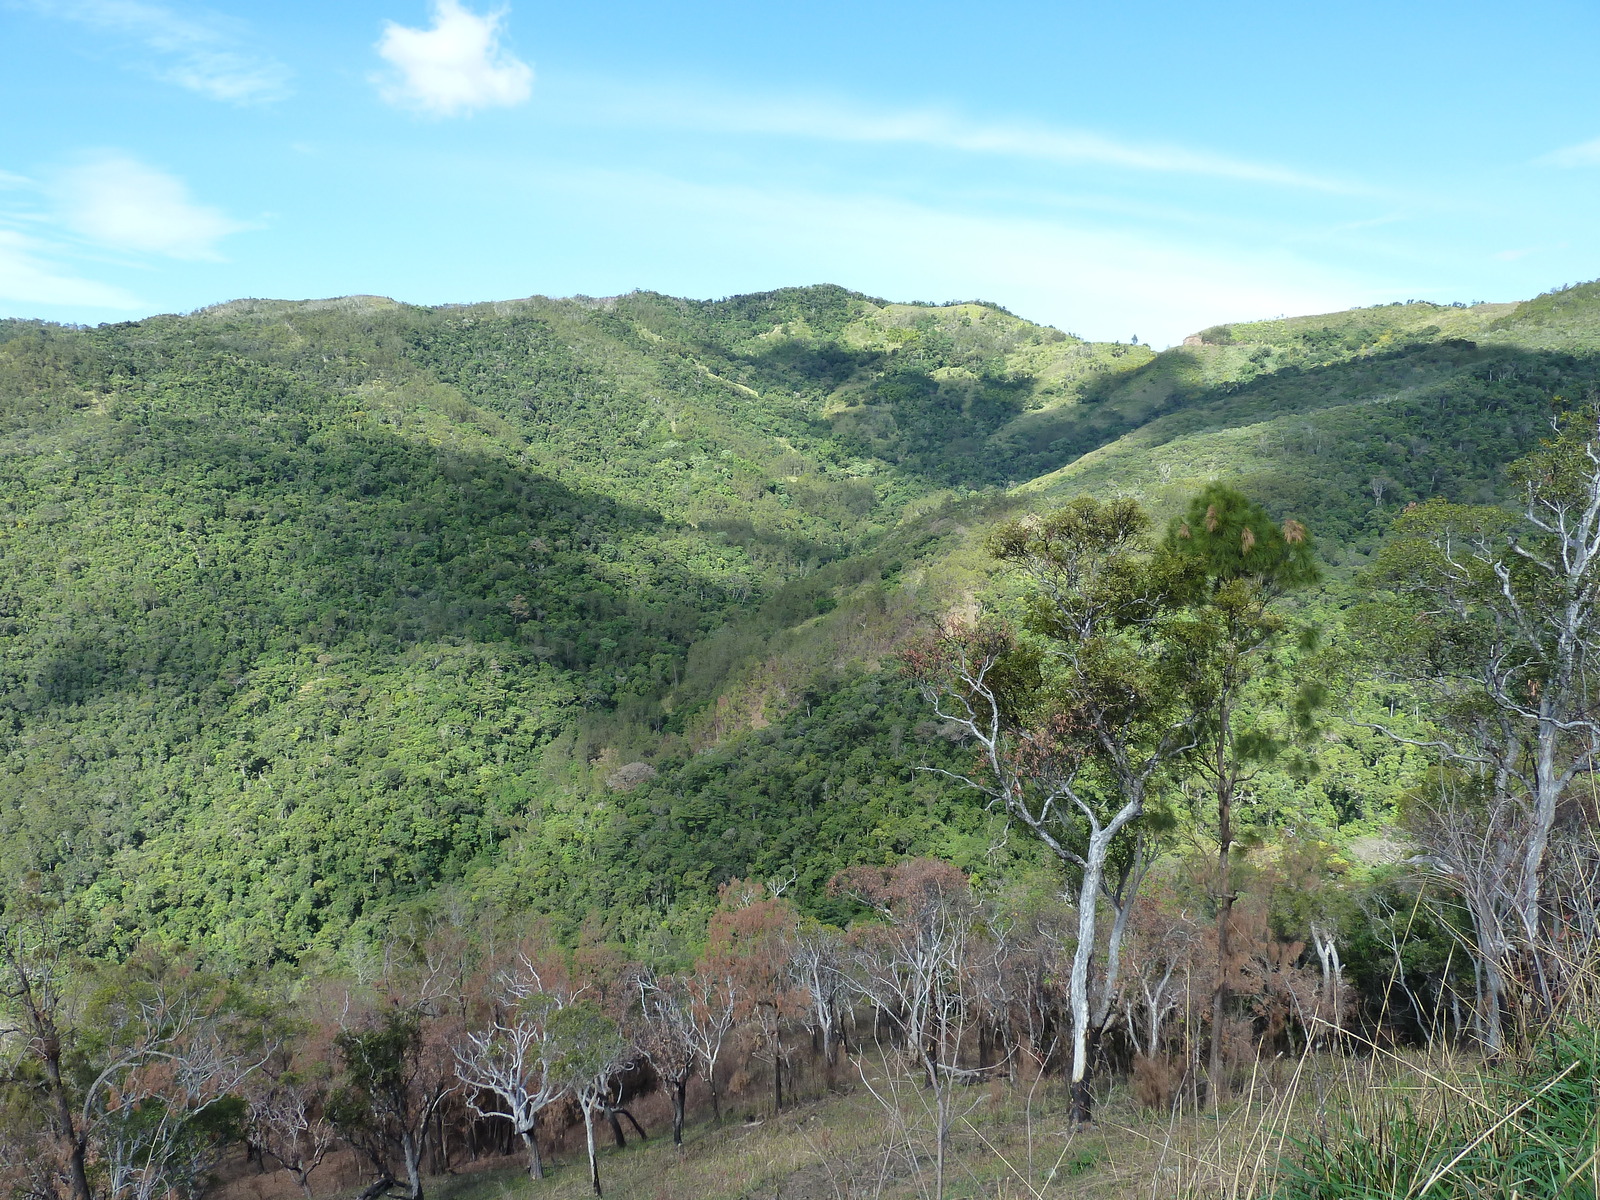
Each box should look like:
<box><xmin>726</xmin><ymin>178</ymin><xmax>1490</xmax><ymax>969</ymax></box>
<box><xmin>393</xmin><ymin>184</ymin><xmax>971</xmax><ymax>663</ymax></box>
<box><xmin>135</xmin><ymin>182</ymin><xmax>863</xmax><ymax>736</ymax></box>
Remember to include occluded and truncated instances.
<box><xmin>5</xmin><ymin>279</ymin><xmax>1600</xmax><ymax>1199</ymax></box>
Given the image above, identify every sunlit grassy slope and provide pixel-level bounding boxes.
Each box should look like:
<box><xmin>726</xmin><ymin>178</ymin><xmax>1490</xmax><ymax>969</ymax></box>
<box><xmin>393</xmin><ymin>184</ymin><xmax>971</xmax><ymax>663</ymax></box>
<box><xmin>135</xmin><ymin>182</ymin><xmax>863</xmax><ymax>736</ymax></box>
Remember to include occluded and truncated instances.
<box><xmin>308</xmin><ymin>1033</ymin><xmax>1551</xmax><ymax>1200</ymax></box>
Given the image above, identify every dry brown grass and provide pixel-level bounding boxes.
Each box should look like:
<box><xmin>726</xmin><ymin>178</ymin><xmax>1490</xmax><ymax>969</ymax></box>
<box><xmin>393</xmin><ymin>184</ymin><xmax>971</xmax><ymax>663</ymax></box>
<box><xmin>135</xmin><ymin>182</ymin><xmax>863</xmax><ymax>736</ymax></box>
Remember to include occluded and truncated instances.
<box><xmin>309</xmin><ymin>1039</ymin><xmax>1476</xmax><ymax>1200</ymax></box>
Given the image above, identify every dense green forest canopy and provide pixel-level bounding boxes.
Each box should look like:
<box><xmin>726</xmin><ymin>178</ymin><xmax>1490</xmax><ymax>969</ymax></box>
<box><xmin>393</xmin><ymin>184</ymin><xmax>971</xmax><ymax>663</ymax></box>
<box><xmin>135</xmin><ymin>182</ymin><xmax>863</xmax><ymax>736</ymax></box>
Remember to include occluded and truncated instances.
<box><xmin>3</xmin><ymin>281</ymin><xmax>1600</xmax><ymax>966</ymax></box>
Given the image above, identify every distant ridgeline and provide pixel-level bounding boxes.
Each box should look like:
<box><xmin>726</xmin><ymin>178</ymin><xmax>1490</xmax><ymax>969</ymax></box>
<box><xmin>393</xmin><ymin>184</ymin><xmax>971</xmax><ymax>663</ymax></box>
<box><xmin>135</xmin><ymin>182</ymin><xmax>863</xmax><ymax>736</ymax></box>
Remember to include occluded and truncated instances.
<box><xmin>1</xmin><ymin>281</ymin><xmax>1597</xmax><ymax>964</ymax></box>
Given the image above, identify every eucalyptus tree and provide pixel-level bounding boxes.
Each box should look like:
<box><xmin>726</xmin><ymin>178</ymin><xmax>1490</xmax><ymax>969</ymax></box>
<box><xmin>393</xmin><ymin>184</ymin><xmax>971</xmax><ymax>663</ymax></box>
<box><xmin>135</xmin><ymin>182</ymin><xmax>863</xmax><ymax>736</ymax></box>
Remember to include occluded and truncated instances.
<box><xmin>1362</xmin><ymin>404</ymin><xmax>1600</xmax><ymax>1047</ymax></box>
<box><xmin>905</xmin><ymin>495</ymin><xmax>1203</xmax><ymax>1124</ymax></box>
<box><xmin>547</xmin><ymin>1000</ymin><xmax>633</xmax><ymax>1198</ymax></box>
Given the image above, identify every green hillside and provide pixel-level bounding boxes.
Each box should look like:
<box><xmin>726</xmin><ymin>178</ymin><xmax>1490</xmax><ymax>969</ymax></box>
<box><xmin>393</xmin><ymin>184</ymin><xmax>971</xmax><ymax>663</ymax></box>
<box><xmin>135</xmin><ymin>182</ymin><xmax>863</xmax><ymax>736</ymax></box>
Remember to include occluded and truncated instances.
<box><xmin>0</xmin><ymin>286</ymin><xmax>1138</xmax><ymax>962</ymax></box>
<box><xmin>2</xmin><ymin>281</ymin><xmax>1599</xmax><ymax>964</ymax></box>
<box><xmin>1023</xmin><ymin>292</ymin><xmax>1597</xmax><ymax>557</ymax></box>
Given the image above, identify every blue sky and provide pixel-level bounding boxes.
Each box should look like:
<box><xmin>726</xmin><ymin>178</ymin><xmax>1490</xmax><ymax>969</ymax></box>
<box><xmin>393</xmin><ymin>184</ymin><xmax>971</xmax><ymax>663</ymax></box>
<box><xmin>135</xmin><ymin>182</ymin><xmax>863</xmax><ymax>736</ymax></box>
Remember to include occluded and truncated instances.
<box><xmin>3</xmin><ymin>0</ymin><xmax>1599</xmax><ymax>345</ymax></box>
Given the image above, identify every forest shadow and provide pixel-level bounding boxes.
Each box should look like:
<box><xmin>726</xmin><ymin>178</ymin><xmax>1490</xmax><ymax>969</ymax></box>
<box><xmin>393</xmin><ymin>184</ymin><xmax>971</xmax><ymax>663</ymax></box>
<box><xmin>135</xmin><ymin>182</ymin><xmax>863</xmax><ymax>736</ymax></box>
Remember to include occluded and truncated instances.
<box><xmin>725</xmin><ymin>337</ymin><xmax>1032</xmax><ymax>489</ymax></box>
<box><xmin>4</xmin><ymin>411</ymin><xmax>823</xmax><ymax>715</ymax></box>
<box><xmin>1007</xmin><ymin>341</ymin><xmax>1600</xmax><ymax>490</ymax></box>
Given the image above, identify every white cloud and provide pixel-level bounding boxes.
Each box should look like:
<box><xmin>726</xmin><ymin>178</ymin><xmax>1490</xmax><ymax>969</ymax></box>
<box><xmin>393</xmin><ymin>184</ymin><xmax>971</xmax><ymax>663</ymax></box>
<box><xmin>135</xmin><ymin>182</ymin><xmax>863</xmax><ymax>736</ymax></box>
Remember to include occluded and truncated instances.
<box><xmin>52</xmin><ymin>154</ymin><xmax>250</xmax><ymax>260</ymax></box>
<box><xmin>23</xmin><ymin>0</ymin><xmax>291</xmax><ymax>103</ymax></box>
<box><xmin>0</xmin><ymin>230</ymin><xmax>144</xmax><ymax>309</ymax></box>
<box><xmin>1540</xmin><ymin>137</ymin><xmax>1600</xmax><ymax>168</ymax></box>
<box><xmin>375</xmin><ymin>0</ymin><xmax>533</xmax><ymax>116</ymax></box>
<box><xmin>572</xmin><ymin>87</ymin><xmax>1359</xmax><ymax>193</ymax></box>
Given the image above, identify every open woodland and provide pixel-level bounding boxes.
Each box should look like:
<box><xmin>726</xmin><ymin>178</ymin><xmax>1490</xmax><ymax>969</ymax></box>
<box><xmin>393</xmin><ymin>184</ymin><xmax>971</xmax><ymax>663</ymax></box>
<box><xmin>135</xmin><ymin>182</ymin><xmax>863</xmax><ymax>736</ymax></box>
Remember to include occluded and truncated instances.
<box><xmin>5</xmin><ymin>281</ymin><xmax>1600</xmax><ymax>1197</ymax></box>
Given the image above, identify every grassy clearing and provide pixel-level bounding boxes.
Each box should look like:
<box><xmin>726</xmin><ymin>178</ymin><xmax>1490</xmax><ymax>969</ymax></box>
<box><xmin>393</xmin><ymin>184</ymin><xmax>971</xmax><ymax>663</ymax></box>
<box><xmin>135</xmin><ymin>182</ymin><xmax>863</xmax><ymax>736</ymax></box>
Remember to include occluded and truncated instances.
<box><xmin>397</xmin><ymin>1042</ymin><xmax>1500</xmax><ymax>1200</ymax></box>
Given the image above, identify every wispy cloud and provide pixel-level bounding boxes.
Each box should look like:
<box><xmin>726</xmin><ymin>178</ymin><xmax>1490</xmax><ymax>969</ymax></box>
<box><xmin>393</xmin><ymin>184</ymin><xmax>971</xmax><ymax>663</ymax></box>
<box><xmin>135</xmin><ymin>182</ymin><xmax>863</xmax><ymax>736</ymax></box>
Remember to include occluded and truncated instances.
<box><xmin>0</xmin><ymin>229</ymin><xmax>144</xmax><ymax>309</ymax></box>
<box><xmin>1492</xmin><ymin>241</ymin><xmax>1568</xmax><ymax>263</ymax></box>
<box><xmin>1540</xmin><ymin>137</ymin><xmax>1600</xmax><ymax>168</ymax></box>
<box><xmin>537</xmin><ymin>166</ymin><xmax>1365</xmax><ymax>344</ymax></box>
<box><xmin>374</xmin><ymin>0</ymin><xmax>532</xmax><ymax>117</ymax></box>
<box><xmin>51</xmin><ymin>153</ymin><xmax>251</xmax><ymax>260</ymax></box>
<box><xmin>0</xmin><ymin>152</ymin><xmax>249</xmax><ymax>311</ymax></box>
<box><xmin>578</xmin><ymin>88</ymin><xmax>1361</xmax><ymax>193</ymax></box>
<box><xmin>22</xmin><ymin>0</ymin><xmax>291</xmax><ymax>102</ymax></box>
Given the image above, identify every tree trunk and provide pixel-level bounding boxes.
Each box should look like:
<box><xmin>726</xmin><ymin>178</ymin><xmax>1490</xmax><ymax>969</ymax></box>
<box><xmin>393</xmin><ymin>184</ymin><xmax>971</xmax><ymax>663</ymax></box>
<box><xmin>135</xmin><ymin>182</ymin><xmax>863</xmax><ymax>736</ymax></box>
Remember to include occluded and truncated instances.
<box><xmin>772</xmin><ymin>1028</ymin><xmax>783</xmax><ymax>1115</ymax></box>
<box><xmin>1091</xmin><ymin>837</ymin><xmax>1150</xmax><ymax>1050</ymax></box>
<box><xmin>520</xmin><ymin>1126</ymin><xmax>544</xmax><ymax>1181</ymax></box>
<box><xmin>1070</xmin><ymin>1025</ymin><xmax>1103</xmax><ymax>1127</ymax></box>
<box><xmin>1475</xmin><ymin>925</ymin><xmax>1508</xmax><ymax>1055</ymax></box>
<box><xmin>1516</xmin><ymin>617</ymin><xmax>1578</xmax><ymax>948</ymax></box>
<box><xmin>1209</xmin><ymin>898</ymin><xmax>1233</xmax><ymax>1105</ymax></box>
<box><xmin>1310</xmin><ymin>923</ymin><xmax>1343</xmax><ymax>1045</ymax></box>
<box><xmin>672</xmin><ymin>1079</ymin><xmax>686</xmax><ymax>1148</ymax></box>
<box><xmin>402</xmin><ymin>1129</ymin><xmax>425</xmax><ymax>1200</ymax></box>
<box><xmin>606</xmin><ymin>1110</ymin><xmax>626</xmax><ymax>1149</ymax></box>
<box><xmin>583</xmin><ymin>1105</ymin><xmax>602</xmax><ymax>1197</ymax></box>
<box><xmin>1209</xmin><ymin>764</ymin><xmax>1234</xmax><ymax>1109</ymax></box>
<box><xmin>1519</xmin><ymin>707</ymin><xmax>1565</xmax><ymax>1012</ymax></box>
<box><xmin>37</xmin><ymin>1029</ymin><xmax>91</xmax><ymax>1200</ymax></box>
<box><xmin>1066</xmin><ymin>838</ymin><xmax>1108</xmax><ymax>1125</ymax></box>
<box><xmin>67</xmin><ymin>1139</ymin><xmax>92</xmax><ymax>1200</ymax></box>
<box><xmin>1069</xmin><ymin>1075</ymin><xmax>1094</xmax><ymax>1128</ymax></box>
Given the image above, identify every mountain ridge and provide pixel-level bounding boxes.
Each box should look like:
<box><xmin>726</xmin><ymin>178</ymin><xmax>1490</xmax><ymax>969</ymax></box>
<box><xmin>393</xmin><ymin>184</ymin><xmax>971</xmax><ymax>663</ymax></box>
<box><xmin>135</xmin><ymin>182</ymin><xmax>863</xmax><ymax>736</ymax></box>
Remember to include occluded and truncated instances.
<box><xmin>2</xmin><ymin>279</ymin><xmax>1598</xmax><ymax>961</ymax></box>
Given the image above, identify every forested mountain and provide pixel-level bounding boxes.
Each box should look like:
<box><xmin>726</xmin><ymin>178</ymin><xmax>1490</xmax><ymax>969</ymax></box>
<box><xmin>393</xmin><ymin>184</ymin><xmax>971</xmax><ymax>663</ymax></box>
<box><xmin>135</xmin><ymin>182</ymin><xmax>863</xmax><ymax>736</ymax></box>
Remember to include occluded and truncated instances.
<box><xmin>3</xmin><ymin>280</ymin><xmax>1599</xmax><ymax>967</ymax></box>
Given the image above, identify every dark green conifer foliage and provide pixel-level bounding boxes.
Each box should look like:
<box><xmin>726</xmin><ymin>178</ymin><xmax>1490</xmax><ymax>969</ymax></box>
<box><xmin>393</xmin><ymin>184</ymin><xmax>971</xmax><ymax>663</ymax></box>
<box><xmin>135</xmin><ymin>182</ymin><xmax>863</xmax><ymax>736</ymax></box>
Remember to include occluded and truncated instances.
<box><xmin>1164</xmin><ymin>484</ymin><xmax>1324</xmax><ymax>1104</ymax></box>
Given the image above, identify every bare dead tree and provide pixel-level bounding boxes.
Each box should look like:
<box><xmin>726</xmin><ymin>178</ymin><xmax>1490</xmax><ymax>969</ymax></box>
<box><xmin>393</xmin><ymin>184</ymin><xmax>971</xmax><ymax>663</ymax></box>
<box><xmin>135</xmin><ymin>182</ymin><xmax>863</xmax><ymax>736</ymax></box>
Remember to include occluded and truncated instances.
<box><xmin>983</xmin><ymin>893</ymin><xmax>1071</xmax><ymax>1083</ymax></box>
<box><xmin>629</xmin><ymin>969</ymin><xmax>698</xmax><ymax>1148</ymax></box>
<box><xmin>678</xmin><ymin>968</ymin><xmax>738</xmax><ymax>1124</ymax></box>
<box><xmin>454</xmin><ymin>959</ymin><xmax>574</xmax><ymax>1179</ymax></box>
<box><xmin>1544</xmin><ymin>826</ymin><xmax>1600</xmax><ymax>972</ymax></box>
<box><xmin>244</xmin><ymin>1043</ymin><xmax>337</xmax><ymax>1198</ymax></box>
<box><xmin>74</xmin><ymin>958</ymin><xmax>268</xmax><ymax>1200</ymax></box>
<box><xmin>786</xmin><ymin>920</ymin><xmax>848</xmax><ymax>1074</ymax></box>
<box><xmin>1403</xmin><ymin>786</ymin><xmax>1528</xmax><ymax>1051</ymax></box>
<box><xmin>1120</xmin><ymin>899</ymin><xmax>1203</xmax><ymax>1060</ymax></box>
<box><xmin>837</xmin><ymin>862</ymin><xmax>983</xmax><ymax>1200</ymax></box>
